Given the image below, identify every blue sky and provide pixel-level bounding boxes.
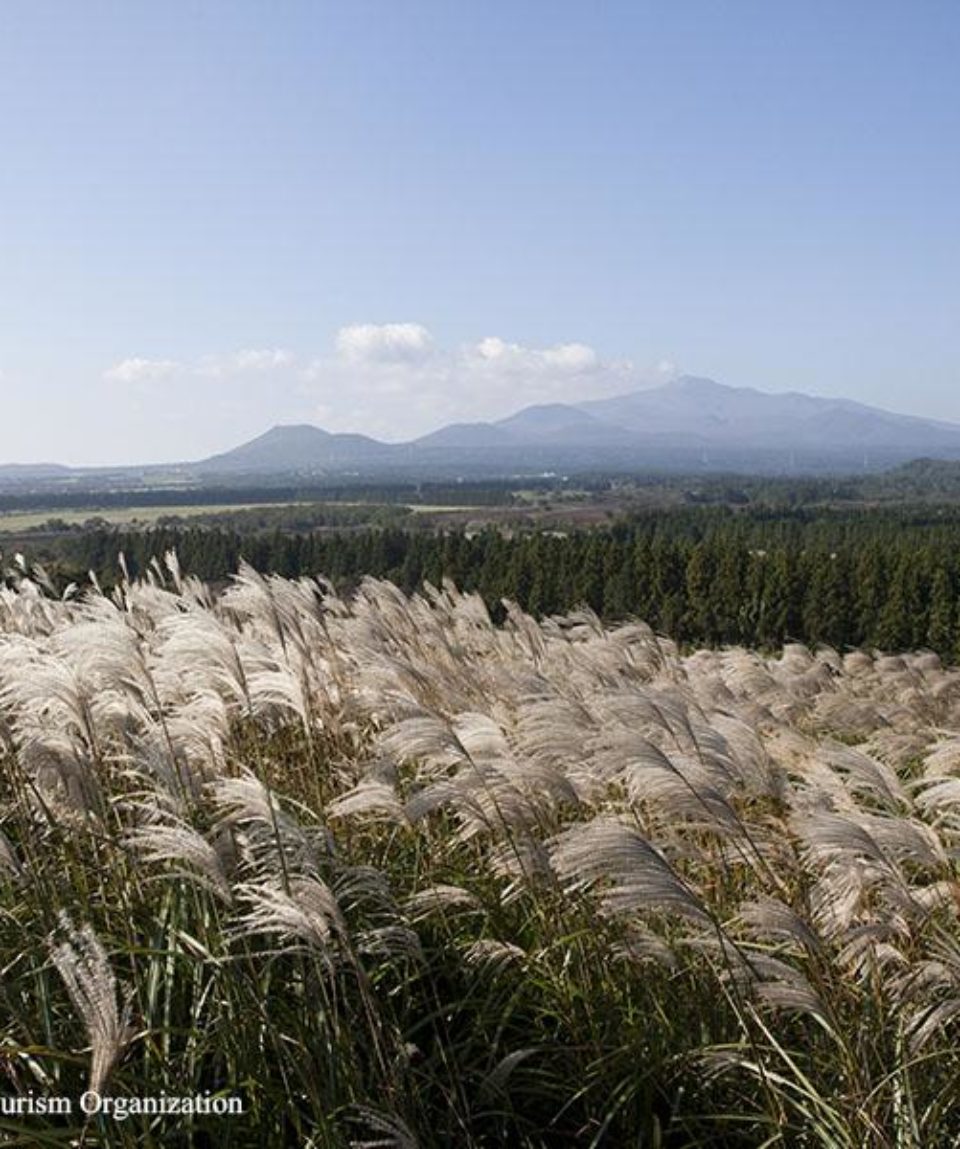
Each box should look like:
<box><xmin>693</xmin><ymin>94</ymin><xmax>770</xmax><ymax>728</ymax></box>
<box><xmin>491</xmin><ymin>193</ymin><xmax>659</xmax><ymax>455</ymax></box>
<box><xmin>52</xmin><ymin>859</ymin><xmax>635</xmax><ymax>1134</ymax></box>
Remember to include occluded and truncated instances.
<box><xmin>1</xmin><ymin>1</ymin><xmax>958</xmax><ymax>463</ymax></box>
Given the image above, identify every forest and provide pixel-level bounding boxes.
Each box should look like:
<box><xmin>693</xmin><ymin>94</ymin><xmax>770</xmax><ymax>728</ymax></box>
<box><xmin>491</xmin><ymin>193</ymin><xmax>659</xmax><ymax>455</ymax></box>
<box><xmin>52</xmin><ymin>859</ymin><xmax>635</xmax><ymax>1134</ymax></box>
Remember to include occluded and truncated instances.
<box><xmin>19</xmin><ymin>502</ymin><xmax>960</xmax><ymax>663</ymax></box>
<box><xmin>5</xmin><ymin>495</ymin><xmax>960</xmax><ymax>1144</ymax></box>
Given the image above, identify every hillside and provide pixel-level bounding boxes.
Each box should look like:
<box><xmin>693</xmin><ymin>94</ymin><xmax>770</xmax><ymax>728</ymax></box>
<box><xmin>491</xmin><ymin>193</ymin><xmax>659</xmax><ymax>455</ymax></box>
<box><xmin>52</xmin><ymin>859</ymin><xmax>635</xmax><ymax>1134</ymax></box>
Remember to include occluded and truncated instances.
<box><xmin>2</xmin><ymin>562</ymin><xmax>960</xmax><ymax>1143</ymax></box>
<box><xmin>5</xmin><ymin>378</ymin><xmax>960</xmax><ymax>484</ymax></box>
<box><xmin>196</xmin><ymin>423</ymin><xmax>396</xmax><ymax>473</ymax></box>
<box><xmin>200</xmin><ymin>377</ymin><xmax>960</xmax><ymax>476</ymax></box>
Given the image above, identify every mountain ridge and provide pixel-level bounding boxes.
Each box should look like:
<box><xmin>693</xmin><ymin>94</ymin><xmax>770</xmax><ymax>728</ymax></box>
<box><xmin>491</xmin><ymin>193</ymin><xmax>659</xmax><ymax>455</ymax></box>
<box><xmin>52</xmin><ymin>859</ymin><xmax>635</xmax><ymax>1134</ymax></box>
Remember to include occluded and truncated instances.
<box><xmin>4</xmin><ymin>377</ymin><xmax>960</xmax><ymax>482</ymax></box>
<box><xmin>188</xmin><ymin>376</ymin><xmax>960</xmax><ymax>477</ymax></box>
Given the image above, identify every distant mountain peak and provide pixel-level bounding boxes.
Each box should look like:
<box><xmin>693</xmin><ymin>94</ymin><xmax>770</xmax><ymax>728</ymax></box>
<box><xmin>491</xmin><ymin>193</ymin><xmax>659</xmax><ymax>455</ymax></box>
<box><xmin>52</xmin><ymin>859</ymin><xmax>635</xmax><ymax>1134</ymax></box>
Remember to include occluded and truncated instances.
<box><xmin>6</xmin><ymin>374</ymin><xmax>960</xmax><ymax>483</ymax></box>
<box><xmin>261</xmin><ymin>423</ymin><xmax>331</xmax><ymax>439</ymax></box>
<box><xmin>185</xmin><ymin>376</ymin><xmax>960</xmax><ymax>477</ymax></box>
<box><xmin>663</xmin><ymin>374</ymin><xmax>729</xmax><ymax>392</ymax></box>
<box><xmin>659</xmin><ymin>374</ymin><xmax>763</xmax><ymax>400</ymax></box>
<box><xmin>196</xmin><ymin>421</ymin><xmax>391</xmax><ymax>474</ymax></box>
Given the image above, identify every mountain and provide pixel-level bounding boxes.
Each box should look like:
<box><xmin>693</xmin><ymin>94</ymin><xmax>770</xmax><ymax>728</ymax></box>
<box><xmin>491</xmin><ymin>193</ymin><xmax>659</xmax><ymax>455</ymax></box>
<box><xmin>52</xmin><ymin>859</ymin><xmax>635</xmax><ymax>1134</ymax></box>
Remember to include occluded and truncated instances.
<box><xmin>0</xmin><ymin>463</ymin><xmax>74</xmax><ymax>479</ymax></box>
<box><xmin>5</xmin><ymin>378</ymin><xmax>960</xmax><ymax>486</ymax></box>
<box><xmin>413</xmin><ymin>422</ymin><xmax>515</xmax><ymax>449</ymax></box>
<box><xmin>411</xmin><ymin>376</ymin><xmax>960</xmax><ymax>471</ymax></box>
<box><xmin>195</xmin><ymin>424</ymin><xmax>396</xmax><ymax>474</ymax></box>
<box><xmin>194</xmin><ymin>380</ymin><xmax>960</xmax><ymax>477</ymax></box>
<box><xmin>0</xmin><ymin>463</ymin><xmax>78</xmax><ymax>494</ymax></box>
<box><xmin>494</xmin><ymin>403</ymin><xmax>631</xmax><ymax>444</ymax></box>
<box><xmin>576</xmin><ymin>377</ymin><xmax>960</xmax><ymax>457</ymax></box>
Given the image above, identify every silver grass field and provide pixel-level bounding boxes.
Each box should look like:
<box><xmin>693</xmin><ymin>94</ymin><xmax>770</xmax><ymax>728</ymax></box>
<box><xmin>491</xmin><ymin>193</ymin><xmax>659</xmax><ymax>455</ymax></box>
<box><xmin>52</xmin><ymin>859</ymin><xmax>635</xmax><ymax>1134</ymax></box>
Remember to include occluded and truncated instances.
<box><xmin>1</xmin><ymin>554</ymin><xmax>960</xmax><ymax>1146</ymax></box>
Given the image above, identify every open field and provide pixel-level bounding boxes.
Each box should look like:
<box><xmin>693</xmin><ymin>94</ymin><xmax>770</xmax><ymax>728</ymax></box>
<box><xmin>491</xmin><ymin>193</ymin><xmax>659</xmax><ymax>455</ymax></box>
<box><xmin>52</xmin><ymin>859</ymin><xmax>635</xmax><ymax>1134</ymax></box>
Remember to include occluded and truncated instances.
<box><xmin>0</xmin><ymin>500</ymin><xmax>319</xmax><ymax>531</ymax></box>
<box><xmin>8</xmin><ymin>458</ymin><xmax>960</xmax><ymax>538</ymax></box>
<box><xmin>405</xmin><ymin>503</ymin><xmax>477</xmax><ymax>513</ymax></box>
<box><xmin>2</xmin><ymin>559</ymin><xmax>960</xmax><ymax>1144</ymax></box>
<box><xmin>0</xmin><ymin>493</ymin><xmax>643</xmax><ymax>540</ymax></box>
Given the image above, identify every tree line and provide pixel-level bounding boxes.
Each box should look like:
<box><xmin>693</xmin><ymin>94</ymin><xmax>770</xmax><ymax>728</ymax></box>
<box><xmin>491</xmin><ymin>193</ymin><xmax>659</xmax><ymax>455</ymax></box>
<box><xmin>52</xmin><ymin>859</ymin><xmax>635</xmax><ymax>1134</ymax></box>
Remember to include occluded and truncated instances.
<box><xmin>22</xmin><ymin>505</ymin><xmax>960</xmax><ymax>660</ymax></box>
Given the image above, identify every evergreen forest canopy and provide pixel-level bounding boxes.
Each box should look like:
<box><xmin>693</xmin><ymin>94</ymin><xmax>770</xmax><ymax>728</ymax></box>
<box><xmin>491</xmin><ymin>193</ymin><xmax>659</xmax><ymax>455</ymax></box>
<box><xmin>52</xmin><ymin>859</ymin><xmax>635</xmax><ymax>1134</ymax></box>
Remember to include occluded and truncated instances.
<box><xmin>14</xmin><ymin>499</ymin><xmax>960</xmax><ymax>664</ymax></box>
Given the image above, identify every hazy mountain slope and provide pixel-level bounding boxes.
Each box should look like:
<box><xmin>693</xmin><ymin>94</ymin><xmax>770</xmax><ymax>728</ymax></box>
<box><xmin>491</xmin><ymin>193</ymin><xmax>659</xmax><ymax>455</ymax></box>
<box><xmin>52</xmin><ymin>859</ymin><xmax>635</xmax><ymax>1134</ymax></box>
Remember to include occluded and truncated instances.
<box><xmin>0</xmin><ymin>463</ymin><xmax>74</xmax><ymax>479</ymax></box>
<box><xmin>6</xmin><ymin>378</ymin><xmax>960</xmax><ymax>482</ymax></box>
<box><xmin>493</xmin><ymin>403</ymin><xmax>633</xmax><ymax>443</ymax></box>
<box><xmin>195</xmin><ymin>379</ymin><xmax>960</xmax><ymax>476</ymax></box>
<box><xmin>196</xmin><ymin>424</ymin><xmax>395</xmax><ymax>473</ymax></box>
<box><xmin>413</xmin><ymin>422</ymin><xmax>516</xmax><ymax>448</ymax></box>
<box><xmin>578</xmin><ymin>376</ymin><xmax>960</xmax><ymax>454</ymax></box>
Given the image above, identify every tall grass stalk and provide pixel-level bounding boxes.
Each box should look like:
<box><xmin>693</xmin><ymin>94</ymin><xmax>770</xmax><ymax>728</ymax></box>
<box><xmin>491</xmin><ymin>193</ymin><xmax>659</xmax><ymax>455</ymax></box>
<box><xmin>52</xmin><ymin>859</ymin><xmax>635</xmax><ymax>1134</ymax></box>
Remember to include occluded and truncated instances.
<box><xmin>0</xmin><ymin>563</ymin><xmax>959</xmax><ymax>1144</ymax></box>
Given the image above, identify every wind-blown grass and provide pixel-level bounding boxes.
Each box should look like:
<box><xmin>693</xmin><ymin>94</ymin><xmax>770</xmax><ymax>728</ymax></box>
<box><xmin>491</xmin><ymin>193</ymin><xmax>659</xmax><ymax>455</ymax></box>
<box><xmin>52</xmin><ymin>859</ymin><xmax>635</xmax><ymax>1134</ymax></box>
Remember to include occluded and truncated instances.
<box><xmin>1</xmin><ymin>554</ymin><xmax>960</xmax><ymax>1145</ymax></box>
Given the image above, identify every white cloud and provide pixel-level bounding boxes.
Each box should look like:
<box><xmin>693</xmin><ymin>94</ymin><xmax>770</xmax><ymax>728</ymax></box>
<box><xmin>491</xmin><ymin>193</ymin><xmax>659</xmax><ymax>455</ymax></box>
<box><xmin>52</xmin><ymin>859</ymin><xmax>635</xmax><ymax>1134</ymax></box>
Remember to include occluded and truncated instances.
<box><xmin>105</xmin><ymin>349</ymin><xmax>296</xmax><ymax>383</ymax></box>
<box><xmin>101</xmin><ymin>328</ymin><xmax>675</xmax><ymax>448</ymax></box>
<box><xmin>196</xmin><ymin>348</ymin><xmax>296</xmax><ymax>377</ymax></box>
<box><xmin>104</xmin><ymin>357</ymin><xmax>180</xmax><ymax>383</ymax></box>
<box><xmin>474</xmin><ymin>336</ymin><xmax>509</xmax><ymax>361</ymax></box>
<box><xmin>542</xmin><ymin>342</ymin><xmax>599</xmax><ymax>371</ymax></box>
<box><xmin>100</xmin><ymin>349</ymin><xmax>302</xmax><ymax>452</ymax></box>
<box><xmin>468</xmin><ymin>336</ymin><xmax>600</xmax><ymax>374</ymax></box>
<box><xmin>300</xmin><ymin>323</ymin><xmax>665</xmax><ymax>440</ymax></box>
<box><xmin>335</xmin><ymin>322</ymin><xmax>433</xmax><ymax>363</ymax></box>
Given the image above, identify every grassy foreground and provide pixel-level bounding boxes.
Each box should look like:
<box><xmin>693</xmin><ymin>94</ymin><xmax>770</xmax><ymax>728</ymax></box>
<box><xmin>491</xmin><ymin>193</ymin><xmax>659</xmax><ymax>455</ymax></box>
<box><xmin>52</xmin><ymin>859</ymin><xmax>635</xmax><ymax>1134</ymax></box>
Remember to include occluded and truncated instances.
<box><xmin>1</xmin><ymin>556</ymin><xmax>960</xmax><ymax>1146</ymax></box>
